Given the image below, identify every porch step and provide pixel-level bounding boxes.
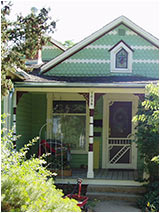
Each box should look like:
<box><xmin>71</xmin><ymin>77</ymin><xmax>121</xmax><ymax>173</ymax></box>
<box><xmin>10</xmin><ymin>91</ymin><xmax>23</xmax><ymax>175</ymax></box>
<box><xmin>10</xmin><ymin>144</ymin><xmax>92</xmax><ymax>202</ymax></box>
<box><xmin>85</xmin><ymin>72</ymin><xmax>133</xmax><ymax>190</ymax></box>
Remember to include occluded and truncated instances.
<box><xmin>86</xmin><ymin>191</ymin><xmax>142</xmax><ymax>202</ymax></box>
<box><xmin>86</xmin><ymin>184</ymin><xmax>146</xmax><ymax>202</ymax></box>
<box><xmin>87</xmin><ymin>184</ymin><xmax>146</xmax><ymax>194</ymax></box>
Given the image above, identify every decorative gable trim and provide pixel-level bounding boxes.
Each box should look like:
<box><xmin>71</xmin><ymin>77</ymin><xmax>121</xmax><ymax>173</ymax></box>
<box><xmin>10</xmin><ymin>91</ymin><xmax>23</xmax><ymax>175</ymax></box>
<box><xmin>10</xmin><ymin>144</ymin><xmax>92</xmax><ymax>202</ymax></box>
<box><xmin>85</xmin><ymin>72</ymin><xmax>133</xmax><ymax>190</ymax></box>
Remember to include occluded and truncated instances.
<box><xmin>49</xmin><ymin>38</ymin><xmax>67</xmax><ymax>51</ymax></box>
<box><xmin>40</xmin><ymin>16</ymin><xmax>159</xmax><ymax>74</ymax></box>
<box><xmin>109</xmin><ymin>40</ymin><xmax>134</xmax><ymax>52</ymax></box>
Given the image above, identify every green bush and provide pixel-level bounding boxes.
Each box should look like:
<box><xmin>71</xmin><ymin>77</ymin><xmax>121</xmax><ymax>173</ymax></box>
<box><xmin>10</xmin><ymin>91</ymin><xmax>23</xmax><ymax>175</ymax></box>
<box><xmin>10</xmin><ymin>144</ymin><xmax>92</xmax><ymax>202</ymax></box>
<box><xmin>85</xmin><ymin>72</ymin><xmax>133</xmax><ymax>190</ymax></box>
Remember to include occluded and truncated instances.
<box><xmin>133</xmin><ymin>83</ymin><xmax>159</xmax><ymax>181</ymax></box>
<box><xmin>1</xmin><ymin>118</ymin><xmax>81</xmax><ymax>212</ymax></box>
<box><xmin>137</xmin><ymin>181</ymin><xmax>159</xmax><ymax>212</ymax></box>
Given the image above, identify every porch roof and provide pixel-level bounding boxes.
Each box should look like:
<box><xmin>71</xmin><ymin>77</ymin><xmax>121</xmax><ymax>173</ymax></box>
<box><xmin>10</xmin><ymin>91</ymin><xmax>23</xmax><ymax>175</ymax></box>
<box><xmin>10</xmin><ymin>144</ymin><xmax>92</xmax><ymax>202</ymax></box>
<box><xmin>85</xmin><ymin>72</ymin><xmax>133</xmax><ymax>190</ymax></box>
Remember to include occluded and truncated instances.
<box><xmin>14</xmin><ymin>75</ymin><xmax>158</xmax><ymax>89</ymax></box>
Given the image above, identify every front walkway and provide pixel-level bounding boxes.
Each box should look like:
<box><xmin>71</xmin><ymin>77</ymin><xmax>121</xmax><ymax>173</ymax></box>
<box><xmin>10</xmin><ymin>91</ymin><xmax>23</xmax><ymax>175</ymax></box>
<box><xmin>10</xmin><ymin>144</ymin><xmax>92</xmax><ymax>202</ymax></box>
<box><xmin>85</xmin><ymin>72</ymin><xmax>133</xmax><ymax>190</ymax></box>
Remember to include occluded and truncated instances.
<box><xmin>92</xmin><ymin>200</ymin><xmax>141</xmax><ymax>212</ymax></box>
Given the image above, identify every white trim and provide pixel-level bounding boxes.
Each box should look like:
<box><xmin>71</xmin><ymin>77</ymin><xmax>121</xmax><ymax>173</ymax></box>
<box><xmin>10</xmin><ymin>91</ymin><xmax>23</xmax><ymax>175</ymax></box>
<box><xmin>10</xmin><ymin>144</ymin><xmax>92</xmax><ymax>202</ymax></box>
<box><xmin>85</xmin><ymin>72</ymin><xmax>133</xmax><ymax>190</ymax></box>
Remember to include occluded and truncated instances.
<box><xmin>131</xmin><ymin>45</ymin><xmax>157</xmax><ymax>50</ymax></box>
<box><xmin>102</xmin><ymin>94</ymin><xmax>138</xmax><ymax>169</ymax></box>
<box><xmin>85</xmin><ymin>45</ymin><xmax>112</xmax><ymax>49</ymax></box>
<box><xmin>41</xmin><ymin>15</ymin><xmax>159</xmax><ymax>73</ymax></box>
<box><xmin>126</xmin><ymin>31</ymin><xmax>137</xmax><ymax>36</ymax></box>
<box><xmin>50</xmin><ymin>38</ymin><xmax>67</xmax><ymax>51</ymax></box>
<box><xmin>64</xmin><ymin>59</ymin><xmax>110</xmax><ymax>64</ymax></box>
<box><xmin>133</xmin><ymin>59</ymin><xmax>159</xmax><ymax>64</ymax></box>
<box><xmin>110</xmin><ymin>41</ymin><xmax>133</xmax><ymax>73</ymax></box>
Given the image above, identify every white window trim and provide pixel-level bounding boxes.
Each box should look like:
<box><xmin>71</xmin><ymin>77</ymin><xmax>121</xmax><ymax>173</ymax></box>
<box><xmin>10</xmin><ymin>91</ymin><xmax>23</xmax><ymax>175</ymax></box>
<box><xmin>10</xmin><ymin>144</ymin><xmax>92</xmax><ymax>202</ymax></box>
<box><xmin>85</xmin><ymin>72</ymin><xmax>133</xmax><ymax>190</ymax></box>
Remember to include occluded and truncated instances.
<box><xmin>47</xmin><ymin>93</ymin><xmax>89</xmax><ymax>155</ymax></box>
<box><xmin>110</xmin><ymin>42</ymin><xmax>133</xmax><ymax>73</ymax></box>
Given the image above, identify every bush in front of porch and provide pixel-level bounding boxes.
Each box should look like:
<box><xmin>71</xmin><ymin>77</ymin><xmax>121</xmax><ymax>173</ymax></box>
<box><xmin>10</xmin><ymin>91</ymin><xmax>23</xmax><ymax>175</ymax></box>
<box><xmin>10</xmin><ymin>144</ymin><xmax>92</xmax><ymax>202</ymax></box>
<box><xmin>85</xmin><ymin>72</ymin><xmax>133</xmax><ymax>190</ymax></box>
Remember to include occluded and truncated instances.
<box><xmin>133</xmin><ymin>83</ymin><xmax>159</xmax><ymax>212</ymax></box>
<box><xmin>1</xmin><ymin>118</ymin><xmax>81</xmax><ymax>212</ymax></box>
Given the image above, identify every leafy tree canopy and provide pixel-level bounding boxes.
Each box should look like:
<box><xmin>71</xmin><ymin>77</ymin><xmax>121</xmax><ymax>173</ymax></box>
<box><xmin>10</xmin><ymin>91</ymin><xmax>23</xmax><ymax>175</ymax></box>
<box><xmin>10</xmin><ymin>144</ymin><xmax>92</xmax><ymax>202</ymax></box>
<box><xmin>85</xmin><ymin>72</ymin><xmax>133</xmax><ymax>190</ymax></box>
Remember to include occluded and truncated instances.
<box><xmin>1</xmin><ymin>1</ymin><xmax>56</xmax><ymax>96</ymax></box>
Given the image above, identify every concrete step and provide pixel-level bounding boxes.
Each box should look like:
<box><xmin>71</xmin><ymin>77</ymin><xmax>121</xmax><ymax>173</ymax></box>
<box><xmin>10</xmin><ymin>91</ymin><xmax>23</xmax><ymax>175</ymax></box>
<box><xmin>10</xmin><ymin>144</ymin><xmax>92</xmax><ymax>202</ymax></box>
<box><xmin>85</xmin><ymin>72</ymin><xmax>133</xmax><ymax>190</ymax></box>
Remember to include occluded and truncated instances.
<box><xmin>86</xmin><ymin>191</ymin><xmax>142</xmax><ymax>202</ymax></box>
<box><xmin>87</xmin><ymin>184</ymin><xmax>146</xmax><ymax>194</ymax></box>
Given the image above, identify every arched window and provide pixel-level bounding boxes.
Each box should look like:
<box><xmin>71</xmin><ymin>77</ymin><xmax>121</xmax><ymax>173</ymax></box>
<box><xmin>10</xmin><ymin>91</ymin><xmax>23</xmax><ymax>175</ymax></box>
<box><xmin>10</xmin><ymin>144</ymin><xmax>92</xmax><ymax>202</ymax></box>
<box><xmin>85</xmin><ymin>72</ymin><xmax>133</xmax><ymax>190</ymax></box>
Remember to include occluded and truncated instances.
<box><xmin>116</xmin><ymin>48</ymin><xmax>128</xmax><ymax>69</ymax></box>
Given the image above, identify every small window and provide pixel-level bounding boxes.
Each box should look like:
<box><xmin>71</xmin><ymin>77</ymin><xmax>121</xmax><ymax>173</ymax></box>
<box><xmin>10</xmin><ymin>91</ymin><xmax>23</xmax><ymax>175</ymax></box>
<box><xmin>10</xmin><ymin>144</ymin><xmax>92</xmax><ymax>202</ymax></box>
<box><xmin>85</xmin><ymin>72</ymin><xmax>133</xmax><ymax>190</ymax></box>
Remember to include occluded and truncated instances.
<box><xmin>109</xmin><ymin>41</ymin><xmax>133</xmax><ymax>73</ymax></box>
<box><xmin>116</xmin><ymin>48</ymin><xmax>128</xmax><ymax>69</ymax></box>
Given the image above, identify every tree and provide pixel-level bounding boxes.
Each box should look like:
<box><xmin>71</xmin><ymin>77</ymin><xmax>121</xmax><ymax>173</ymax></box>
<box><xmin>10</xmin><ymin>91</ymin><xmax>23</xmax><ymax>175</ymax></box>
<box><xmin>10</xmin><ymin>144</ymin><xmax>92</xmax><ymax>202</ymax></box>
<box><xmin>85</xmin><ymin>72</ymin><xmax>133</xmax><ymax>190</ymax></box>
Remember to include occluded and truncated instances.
<box><xmin>132</xmin><ymin>83</ymin><xmax>159</xmax><ymax>181</ymax></box>
<box><xmin>63</xmin><ymin>40</ymin><xmax>75</xmax><ymax>48</ymax></box>
<box><xmin>1</xmin><ymin>1</ymin><xmax>56</xmax><ymax>96</ymax></box>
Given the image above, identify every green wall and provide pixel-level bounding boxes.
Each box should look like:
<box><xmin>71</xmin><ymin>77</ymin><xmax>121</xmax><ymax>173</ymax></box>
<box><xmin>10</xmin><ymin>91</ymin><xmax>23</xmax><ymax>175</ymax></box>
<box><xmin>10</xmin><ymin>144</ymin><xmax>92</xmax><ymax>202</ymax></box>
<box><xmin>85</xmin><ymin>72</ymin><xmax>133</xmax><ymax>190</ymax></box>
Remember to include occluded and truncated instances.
<box><xmin>16</xmin><ymin>93</ymin><xmax>32</xmax><ymax>150</ymax></box>
<box><xmin>16</xmin><ymin>93</ymin><xmax>47</xmax><ymax>156</ymax></box>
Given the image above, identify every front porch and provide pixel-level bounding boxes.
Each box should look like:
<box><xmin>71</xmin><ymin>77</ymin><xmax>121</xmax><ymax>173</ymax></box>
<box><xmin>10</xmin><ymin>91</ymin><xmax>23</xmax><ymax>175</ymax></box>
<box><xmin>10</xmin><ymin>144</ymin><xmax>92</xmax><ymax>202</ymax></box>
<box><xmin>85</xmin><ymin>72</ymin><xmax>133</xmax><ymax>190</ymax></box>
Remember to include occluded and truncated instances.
<box><xmin>12</xmin><ymin>89</ymin><xmax>145</xmax><ymax>181</ymax></box>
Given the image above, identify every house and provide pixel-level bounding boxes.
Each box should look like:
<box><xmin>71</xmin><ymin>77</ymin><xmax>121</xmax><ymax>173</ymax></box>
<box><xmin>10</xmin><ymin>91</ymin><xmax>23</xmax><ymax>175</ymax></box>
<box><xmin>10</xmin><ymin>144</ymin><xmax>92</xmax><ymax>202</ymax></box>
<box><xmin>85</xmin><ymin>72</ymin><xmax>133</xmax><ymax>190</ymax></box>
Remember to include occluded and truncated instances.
<box><xmin>3</xmin><ymin>16</ymin><xmax>159</xmax><ymax>182</ymax></box>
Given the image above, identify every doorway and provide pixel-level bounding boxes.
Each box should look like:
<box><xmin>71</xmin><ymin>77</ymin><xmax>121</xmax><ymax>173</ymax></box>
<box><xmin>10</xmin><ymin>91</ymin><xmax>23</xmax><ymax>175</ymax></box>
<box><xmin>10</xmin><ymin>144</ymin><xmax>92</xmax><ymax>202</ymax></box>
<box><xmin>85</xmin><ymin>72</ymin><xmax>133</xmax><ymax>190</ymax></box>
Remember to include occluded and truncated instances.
<box><xmin>102</xmin><ymin>94</ymin><xmax>138</xmax><ymax>169</ymax></box>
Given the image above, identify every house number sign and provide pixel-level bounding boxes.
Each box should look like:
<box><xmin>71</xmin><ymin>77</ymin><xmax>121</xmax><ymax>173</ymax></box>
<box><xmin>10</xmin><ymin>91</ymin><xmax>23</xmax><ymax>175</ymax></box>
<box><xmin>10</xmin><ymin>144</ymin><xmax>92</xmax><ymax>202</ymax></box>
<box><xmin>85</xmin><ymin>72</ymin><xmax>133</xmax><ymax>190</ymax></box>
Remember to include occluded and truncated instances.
<box><xmin>89</xmin><ymin>92</ymin><xmax>95</xmax><ymax>109</ymax></box>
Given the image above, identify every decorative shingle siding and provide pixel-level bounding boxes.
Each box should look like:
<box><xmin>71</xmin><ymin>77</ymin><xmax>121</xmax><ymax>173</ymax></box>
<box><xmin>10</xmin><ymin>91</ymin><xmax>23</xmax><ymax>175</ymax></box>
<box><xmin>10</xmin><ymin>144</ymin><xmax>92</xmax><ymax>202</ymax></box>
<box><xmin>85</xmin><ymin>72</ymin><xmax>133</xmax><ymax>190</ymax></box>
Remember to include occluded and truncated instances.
<box><xmin>42</xmin><ymin>42</ymin><xmax>63</xmax><ymax>61</ymax></box>
<box><xmin>45</xmin><ymin>24</ymin><xmax>159</xmax><ymax>78</ymax></box>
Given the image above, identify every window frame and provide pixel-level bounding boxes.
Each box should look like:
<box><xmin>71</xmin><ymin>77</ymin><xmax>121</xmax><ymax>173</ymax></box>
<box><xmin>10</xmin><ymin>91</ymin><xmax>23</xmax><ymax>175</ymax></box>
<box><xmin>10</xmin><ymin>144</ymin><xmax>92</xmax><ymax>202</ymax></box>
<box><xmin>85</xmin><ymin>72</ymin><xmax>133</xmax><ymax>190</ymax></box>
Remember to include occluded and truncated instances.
<box><xmin>47</xmin><ymin>93</ymin><xmax>89</xmax><ymax>154</ymax></box>
<box><xmin>110</xmin><ymin>41</ymin><xmax>133</xmax><ymax>73</ymax></box>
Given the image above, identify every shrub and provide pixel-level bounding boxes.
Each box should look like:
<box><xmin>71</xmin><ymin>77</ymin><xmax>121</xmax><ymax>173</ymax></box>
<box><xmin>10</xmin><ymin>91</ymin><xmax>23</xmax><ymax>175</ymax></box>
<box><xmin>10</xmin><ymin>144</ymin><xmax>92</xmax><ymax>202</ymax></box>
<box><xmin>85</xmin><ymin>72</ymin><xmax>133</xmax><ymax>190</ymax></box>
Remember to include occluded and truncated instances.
<box><xmin>132</xmin><ymin>83</ymin><xmax>159</xmax><ymax>181</ymax></box>
<box><xmin>1</xmin><ymin>117</ymin><xmax>81</xmax><ymax>212</ymax></box>
<box><xmin>137</xmin><ymin>181</ymin><xmax>159</xmax><ymax>212</ymax></box>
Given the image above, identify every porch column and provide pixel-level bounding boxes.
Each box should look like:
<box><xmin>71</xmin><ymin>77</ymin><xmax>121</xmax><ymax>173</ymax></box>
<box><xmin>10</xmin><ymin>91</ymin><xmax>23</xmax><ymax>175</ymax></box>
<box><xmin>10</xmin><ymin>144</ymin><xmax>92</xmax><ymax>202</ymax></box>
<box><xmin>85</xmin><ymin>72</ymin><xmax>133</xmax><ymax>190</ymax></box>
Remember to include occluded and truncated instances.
<box><xmin>13</xmin><ymin>91</ymin><xmax>17</xmax><ymax>148</ymax></box>
<box><xmin>87</xmin><ymin>92</ymin><xmax>95</xmax><ymax>178</ymax></box>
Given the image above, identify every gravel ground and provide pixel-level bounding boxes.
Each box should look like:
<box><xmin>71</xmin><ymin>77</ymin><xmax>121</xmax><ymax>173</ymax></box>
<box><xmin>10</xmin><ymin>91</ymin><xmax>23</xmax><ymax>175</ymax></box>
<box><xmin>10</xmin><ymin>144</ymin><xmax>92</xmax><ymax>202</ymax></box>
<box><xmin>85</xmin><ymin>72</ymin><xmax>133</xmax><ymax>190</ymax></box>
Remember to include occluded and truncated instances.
<box><xmin>91</xmin><ymin>200</ymin><xmax>141</xmax><ymax>212</ymax></box>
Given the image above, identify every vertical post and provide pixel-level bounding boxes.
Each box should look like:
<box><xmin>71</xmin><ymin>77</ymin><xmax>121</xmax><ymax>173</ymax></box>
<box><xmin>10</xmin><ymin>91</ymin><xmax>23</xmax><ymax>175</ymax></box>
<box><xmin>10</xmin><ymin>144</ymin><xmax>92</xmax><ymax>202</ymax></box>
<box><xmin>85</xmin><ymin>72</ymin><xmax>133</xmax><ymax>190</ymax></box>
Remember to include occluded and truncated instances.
<box><xmin>13</xmin><ymin>91</ymin><xmax>17</xmax><ymax>148</ymax></box>
<box><xmin>87</xmin><ymin>92</ymin><xmax>95</xmax><ymax>178</ymax></box>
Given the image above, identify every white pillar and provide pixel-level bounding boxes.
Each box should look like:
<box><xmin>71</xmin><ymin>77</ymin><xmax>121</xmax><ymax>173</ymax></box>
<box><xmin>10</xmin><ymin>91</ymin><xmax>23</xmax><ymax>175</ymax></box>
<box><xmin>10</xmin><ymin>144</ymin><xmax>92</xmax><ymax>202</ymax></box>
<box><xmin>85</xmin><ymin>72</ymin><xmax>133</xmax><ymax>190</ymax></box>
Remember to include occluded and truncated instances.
<box><xmin>87</xmin><ymin>92</ymin><xmax>95</xmax><ymax>178</ymax></box>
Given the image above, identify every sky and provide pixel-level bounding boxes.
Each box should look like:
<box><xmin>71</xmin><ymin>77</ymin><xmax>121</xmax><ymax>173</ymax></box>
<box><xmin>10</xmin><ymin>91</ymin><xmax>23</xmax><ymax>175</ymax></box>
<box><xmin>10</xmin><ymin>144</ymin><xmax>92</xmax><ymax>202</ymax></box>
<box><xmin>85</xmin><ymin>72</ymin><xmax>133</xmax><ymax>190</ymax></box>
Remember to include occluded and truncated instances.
<box><xmin>11</xmin><ymin>0</ymin><xmax>159</xmax><ymax>43</ymax></box>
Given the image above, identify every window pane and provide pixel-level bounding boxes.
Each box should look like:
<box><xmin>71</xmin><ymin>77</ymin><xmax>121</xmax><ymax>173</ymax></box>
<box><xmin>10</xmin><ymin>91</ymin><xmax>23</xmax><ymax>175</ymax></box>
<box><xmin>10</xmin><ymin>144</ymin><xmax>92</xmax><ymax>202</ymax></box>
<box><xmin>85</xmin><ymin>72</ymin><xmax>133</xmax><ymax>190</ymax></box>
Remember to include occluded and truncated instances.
<box><xmin>53</xmin><ymin>115</ymin><xmax>86</xmax><ymax>151</ymax></box>
<box><xmin>116</xmin><ymin>48</ymin><xmax>128</xmax><ymax>69</ymax></box>
<box><xmin>53</xmin><ymin>101</ymin><xmax>86</xmax><ymax>113</ymax></box>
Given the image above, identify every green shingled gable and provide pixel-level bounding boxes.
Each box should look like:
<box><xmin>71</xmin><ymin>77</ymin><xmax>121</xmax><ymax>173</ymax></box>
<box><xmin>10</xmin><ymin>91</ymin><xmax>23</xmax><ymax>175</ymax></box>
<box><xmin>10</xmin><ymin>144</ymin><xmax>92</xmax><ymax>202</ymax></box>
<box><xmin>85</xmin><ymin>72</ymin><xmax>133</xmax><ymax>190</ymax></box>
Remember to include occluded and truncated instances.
<box><xmin>44</xmin><ymin>24</ymin><xmax>159</xmax><ymax>78</ymax></box>
<box><xmin>42</xmin><ymin>41</ymin><xmax>64</xmax><ymax>61</ymax></box>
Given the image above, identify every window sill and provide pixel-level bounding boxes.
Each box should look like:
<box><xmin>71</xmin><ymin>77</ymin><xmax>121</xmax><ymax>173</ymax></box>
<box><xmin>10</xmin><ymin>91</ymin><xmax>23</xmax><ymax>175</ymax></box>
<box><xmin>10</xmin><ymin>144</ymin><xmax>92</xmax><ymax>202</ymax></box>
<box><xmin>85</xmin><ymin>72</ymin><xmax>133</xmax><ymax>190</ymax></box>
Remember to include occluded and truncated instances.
<box><xmin>111</xmin><ymin>69</ymin><xmax>132</xmax><ymax>73</ymax></box>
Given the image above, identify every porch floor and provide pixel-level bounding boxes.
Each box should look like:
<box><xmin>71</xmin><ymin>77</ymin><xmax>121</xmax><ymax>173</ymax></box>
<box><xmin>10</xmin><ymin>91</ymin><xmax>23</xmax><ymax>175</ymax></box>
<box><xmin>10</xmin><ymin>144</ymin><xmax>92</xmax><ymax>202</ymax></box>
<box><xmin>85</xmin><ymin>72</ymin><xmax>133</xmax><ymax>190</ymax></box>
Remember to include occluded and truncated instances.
<box><xmin>55</xmin><ymin>169</ymin><xmax>144</xmax><ymax>186</ymax></box>
<box><xmin>71</xmin><ymin>169</ymin><xmax>139</xmax><ymax>180</ymax></box>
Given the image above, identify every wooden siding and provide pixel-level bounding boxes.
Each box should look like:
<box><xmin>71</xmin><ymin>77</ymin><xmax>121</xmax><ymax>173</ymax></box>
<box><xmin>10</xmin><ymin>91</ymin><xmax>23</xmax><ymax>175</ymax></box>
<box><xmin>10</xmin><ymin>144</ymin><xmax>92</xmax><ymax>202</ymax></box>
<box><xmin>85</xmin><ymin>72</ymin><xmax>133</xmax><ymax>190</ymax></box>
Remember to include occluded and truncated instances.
<box><xmin>16</xmin><ymin>93</ymin><xmax>32</xmax><ymax>150</ymax></box>
<box><xmin>70</xmin><ymin>154</ymin><xmax>88</xmax><ymax>168</ymax></box>
<box><xmin>16</xmin><ymin>93</ymin><xmax>47</xmax><ymax>155</ymax></box>
<box><xmin>30</xmin><ymin>93</ymin><xmax>47</xmax><ymax>155</ymax></box>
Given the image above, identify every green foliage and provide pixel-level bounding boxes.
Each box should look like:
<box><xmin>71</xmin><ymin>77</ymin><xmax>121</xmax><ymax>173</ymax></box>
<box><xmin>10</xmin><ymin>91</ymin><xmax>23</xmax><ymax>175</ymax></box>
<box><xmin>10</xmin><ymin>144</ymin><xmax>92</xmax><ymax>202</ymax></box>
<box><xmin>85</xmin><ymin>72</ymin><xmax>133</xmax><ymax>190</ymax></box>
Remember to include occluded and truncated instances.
<box><xmin>63</xmin><ymin>40</ymin><xmax>75</xmax><ymax>48</ymax></box>
<box><xmin>1</xmin><ymin>118</ymin><xmax>81</xmax><ymax>212</ymax></box>
<box><xmin>132</xmin><ymin>83</ymin><xmax>159</xmax><ymax>181</ymax></box>
<box><xmin>1</xmin><ymin>1</ymin><xmax>56</xmax><ymax>96</ymax></box>
<box><xmin>137</xmin><ymin>181</ymin><xmax>159</xmax><ymax>212</ymax></box>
